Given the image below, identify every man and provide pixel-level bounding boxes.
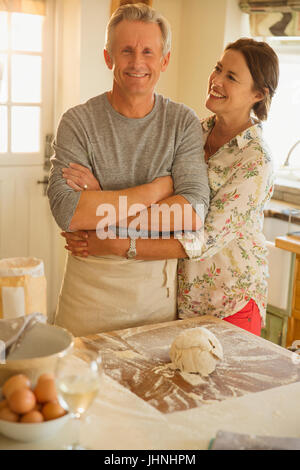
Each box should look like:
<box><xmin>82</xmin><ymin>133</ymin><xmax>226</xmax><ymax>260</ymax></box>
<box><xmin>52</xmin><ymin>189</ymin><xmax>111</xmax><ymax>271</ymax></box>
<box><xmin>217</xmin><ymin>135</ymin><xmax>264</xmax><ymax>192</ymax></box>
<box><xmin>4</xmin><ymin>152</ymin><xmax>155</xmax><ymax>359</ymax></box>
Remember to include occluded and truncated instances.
<box><xmin>47</xmin><ymin>3</ymin><xmax>209</xmax><ymax>336</ymax></box>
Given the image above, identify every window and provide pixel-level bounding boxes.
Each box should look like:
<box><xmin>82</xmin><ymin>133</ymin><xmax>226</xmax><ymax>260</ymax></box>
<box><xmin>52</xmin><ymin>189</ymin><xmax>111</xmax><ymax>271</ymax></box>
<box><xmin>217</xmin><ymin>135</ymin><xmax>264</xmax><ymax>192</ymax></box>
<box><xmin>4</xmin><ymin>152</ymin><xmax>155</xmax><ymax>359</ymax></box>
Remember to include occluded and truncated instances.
<box><xmin>261</xmin><ymin>39</ymin><xmax>300</xmax><ymax>171</ymax></box>
<box><xmin>0</xmin><ymin>12</ymin><xmax>44</xmax><ymax>155</ymax></box>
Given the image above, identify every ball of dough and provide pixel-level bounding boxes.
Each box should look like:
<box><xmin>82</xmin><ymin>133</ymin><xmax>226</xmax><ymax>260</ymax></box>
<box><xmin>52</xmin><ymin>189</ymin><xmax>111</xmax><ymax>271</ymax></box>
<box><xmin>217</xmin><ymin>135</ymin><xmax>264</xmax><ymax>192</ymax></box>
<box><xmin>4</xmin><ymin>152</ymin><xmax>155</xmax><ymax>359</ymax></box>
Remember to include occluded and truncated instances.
<box><xmin>169</xmin><ymin>327</ymin><xmax>223</xmax><ymax>376</ymax></box>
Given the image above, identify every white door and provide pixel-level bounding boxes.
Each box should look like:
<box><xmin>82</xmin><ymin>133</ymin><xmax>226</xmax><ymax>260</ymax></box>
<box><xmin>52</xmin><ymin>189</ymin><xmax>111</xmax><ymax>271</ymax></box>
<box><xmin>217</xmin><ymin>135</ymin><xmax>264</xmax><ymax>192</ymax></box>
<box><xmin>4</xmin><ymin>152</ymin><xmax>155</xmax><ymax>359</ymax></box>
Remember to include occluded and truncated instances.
<box><xmin>0</xmin><ymin>2</ymin><xmax>61</xmax><ymax>323</ymax></box>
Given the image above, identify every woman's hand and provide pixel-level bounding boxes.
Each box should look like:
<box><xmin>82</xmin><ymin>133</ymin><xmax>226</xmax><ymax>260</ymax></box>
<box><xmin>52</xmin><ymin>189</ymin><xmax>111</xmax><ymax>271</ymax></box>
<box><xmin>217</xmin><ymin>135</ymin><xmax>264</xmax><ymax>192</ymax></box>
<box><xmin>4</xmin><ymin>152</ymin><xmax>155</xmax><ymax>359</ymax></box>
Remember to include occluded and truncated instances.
<box><xmin>62</xmin><ymin>163</ymin><xmax>101</xmax><ymax>191</ymax></box>
<box><xmin>61</xmin><ymin>230</ymin><xmax>122</xmax><ymax>257</ymax></box>
<box><xmin>61</xmin><ymin>231</ymin><xmax>89</xmax><ymax>257</ymax></box>
<box><xmin>152</xmin><ymin>175</ymin><xmax>174</xmax><ymax>202</ymax></box>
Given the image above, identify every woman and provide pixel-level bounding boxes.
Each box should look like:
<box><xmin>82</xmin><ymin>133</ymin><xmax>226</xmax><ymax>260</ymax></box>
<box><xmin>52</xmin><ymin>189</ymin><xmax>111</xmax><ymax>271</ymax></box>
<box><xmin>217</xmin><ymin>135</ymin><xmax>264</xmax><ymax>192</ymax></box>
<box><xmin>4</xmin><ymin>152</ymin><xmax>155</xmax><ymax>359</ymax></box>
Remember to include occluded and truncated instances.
<box><xmin>177</xmin><ymin>38</ymin><xmax>279</xmax><ymax>336</ymax></box>
<box><xmin>62</xmin><ymin>38</ymin><xmax>279</xmax><ymax>336</ymax></box>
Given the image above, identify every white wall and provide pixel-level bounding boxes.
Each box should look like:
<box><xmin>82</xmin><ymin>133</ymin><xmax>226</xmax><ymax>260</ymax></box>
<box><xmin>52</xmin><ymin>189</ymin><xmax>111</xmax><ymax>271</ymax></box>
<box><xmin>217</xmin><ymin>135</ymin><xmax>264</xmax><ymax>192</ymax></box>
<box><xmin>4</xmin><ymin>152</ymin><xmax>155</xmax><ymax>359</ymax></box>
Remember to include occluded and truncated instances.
<box><xmin>165</xmin><ymin>0</ymin><xmax>248</xmax><ymax>118</ymax></box>
<box><xmin>54</xmin><ymin>0</ymin><xmax>112</xmax><ymax>120</ymax></box>
<box><xmin>54</xmin><ymin>0</ymin><xmax>81</xmax><ymax>122</ymax></box>
<box><xmin>157</xmin><ymin>0</ymin><xmax>248</xmax><ymax>117</ymax></box>
<box><xmin>152</xmin><ymin>0</ymin><xmax>183</xmax><ymax>102</ymax></box>
<box><xmin>79</xmin><ymin>0</ymin><xmax>112</xmax><ymax>103</ymax></box>
<box><xmin>176</xmin><ymin>0</ymin><xmax>228</xmax><ymax>117</ymax></box>
<box><xmin>53</xmin><ymin>0</ymin><xmax>82</xmax><ymax>280</ymax></box>
<box><xmin>224</xmin><ymin>0</ymin><xmax>251</xmax><ymax>47</ymax></box>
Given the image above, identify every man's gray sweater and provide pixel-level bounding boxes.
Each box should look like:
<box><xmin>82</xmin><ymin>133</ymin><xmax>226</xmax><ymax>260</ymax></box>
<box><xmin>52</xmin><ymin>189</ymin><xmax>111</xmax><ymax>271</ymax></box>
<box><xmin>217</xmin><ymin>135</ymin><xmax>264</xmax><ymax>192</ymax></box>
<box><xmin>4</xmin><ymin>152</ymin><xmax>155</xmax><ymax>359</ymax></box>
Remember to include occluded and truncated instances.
<box><xmin>47</xmin><ymin>93</ymin><xmax>209</xmax><ymax>231</ymax></box>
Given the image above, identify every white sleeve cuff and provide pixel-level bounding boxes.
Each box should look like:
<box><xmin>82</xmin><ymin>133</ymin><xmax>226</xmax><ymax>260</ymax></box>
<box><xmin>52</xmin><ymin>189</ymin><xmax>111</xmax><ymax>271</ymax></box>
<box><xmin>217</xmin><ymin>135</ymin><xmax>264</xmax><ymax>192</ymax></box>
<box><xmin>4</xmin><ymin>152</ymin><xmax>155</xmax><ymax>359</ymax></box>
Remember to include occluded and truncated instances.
<box><xmin>175</xmin><ymin>230</ymin><xmax>204</xmax><ymax>259</ymax></box>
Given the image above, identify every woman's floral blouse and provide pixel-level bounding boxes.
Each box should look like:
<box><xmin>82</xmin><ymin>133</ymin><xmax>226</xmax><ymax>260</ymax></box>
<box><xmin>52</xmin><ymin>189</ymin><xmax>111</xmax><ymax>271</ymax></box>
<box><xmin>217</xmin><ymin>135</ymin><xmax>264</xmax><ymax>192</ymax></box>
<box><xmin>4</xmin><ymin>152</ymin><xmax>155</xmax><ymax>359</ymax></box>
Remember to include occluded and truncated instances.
<box><xmin>177</xmin><ymin>115</ymin><xmax>274</xmax><ymax>326</ymax></box>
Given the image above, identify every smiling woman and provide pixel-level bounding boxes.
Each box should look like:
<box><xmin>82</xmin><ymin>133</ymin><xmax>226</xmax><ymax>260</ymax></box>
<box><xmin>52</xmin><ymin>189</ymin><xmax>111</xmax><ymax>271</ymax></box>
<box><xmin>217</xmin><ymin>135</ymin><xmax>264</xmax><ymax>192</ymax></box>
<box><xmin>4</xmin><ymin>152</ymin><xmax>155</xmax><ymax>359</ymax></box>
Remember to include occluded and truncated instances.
<box><xmin>204</xmin><ymin>38</ymin><xmax>279</xmax><ymax>160</ymax></box>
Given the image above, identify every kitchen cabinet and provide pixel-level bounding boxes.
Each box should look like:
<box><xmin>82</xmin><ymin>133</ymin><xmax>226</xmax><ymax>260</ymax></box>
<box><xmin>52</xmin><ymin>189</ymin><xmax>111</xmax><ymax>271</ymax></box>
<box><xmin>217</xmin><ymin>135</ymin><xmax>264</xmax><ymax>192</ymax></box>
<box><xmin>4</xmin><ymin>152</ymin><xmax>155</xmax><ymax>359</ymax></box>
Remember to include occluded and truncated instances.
<box><xmin>275</xmin><ymin>235</ymin><xmax>300</xmax><ymax>347</ymax></box>
<box><xmin>262</xmin><ymin>200</ymin><xmax>300</xmax><ymax>348</ymax></box>
<box><xmin>261</xmin><ymin>310</ymin><xmax>287</xmax><ymax>346</ymax></box>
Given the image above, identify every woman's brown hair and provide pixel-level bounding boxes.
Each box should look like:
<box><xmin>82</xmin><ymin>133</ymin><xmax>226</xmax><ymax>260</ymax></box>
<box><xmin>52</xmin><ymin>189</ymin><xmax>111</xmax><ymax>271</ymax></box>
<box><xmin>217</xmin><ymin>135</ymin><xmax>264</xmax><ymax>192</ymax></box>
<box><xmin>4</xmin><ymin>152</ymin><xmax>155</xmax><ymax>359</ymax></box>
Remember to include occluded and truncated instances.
<box><xmin>225</xmin><ymin>38</ymin><xmax>279</xmax><ymax>121</ymax></box>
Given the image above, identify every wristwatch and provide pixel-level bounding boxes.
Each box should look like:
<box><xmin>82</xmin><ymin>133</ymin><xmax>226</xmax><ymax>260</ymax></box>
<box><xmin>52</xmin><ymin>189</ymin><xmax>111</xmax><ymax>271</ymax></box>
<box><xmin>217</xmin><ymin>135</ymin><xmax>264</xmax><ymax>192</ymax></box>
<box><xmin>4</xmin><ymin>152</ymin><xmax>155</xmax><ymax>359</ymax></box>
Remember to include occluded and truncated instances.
<box><xmin>126</xmin><ymin>238</ymin><xmax>137</xmax><ymax>259</ymax></box>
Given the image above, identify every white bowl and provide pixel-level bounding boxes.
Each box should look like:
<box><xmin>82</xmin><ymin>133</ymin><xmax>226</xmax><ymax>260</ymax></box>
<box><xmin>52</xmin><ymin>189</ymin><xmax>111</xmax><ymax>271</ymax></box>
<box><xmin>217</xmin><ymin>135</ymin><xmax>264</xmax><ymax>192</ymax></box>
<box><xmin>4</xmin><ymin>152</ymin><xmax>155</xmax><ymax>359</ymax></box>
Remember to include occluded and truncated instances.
<box><xmin>0</xmin><ymin>413</ymin><xmax>70</xmax><ymax>442</ymax></box>
<box><xmin>0</xmin><ymin>322</ymin><xmax>74</xmax><ymax>386</ymax></box>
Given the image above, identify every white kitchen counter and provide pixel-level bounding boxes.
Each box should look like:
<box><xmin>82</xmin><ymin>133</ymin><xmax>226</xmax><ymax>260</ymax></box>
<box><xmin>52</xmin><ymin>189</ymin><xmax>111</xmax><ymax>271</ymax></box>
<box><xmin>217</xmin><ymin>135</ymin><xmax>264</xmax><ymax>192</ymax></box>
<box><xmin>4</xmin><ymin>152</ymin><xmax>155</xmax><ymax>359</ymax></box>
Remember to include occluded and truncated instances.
<box><xmin>1</xmin><ymin>317</ymin><xmax>300</xmax><ymax>450</ymax></box>
<box><xmin>0</xmin><ymin>374</ymin><xmax>300</xmax><ymax>450</ymax></box>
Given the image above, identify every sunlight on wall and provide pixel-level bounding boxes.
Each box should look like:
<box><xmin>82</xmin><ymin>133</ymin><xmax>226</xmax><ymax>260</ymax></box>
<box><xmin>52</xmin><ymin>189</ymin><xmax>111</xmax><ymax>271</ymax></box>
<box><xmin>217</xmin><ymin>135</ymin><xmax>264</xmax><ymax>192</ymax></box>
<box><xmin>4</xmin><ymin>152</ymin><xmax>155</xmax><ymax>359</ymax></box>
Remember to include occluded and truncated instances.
<box><xmin>263</xmin><ymin>43</ymin><xmax>300</xmax><ymax>169</ymax></box>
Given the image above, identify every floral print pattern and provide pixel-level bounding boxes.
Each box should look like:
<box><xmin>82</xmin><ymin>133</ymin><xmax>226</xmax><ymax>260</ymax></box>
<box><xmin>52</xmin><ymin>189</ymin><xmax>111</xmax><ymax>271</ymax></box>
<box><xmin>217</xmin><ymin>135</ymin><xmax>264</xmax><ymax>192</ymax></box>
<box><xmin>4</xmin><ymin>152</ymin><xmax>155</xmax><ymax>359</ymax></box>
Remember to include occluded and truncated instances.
<box><xmin>177</xmin><ymin>115</ymin><xmax>274</xmax><ymax>326</ymax></box>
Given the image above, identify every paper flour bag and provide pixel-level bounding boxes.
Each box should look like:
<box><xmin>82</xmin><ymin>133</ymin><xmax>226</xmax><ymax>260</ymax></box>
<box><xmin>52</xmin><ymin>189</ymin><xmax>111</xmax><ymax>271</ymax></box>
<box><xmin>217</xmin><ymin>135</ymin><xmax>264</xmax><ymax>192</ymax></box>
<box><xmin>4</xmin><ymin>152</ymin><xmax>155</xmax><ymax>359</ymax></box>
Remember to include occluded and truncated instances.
<box><xmin>0</xmin><ymin>258</ymin><xmax>47</xmax><ymax>319</ymax></box>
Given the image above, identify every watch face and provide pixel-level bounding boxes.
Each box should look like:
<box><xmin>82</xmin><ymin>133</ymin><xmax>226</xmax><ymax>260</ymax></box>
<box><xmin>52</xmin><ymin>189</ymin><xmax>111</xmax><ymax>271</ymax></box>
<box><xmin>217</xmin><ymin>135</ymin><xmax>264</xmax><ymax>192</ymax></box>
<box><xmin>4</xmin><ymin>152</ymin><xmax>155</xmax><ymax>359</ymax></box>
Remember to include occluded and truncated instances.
<box><xmin>127</xmin><ymin>250</ymin><xmax>136</xmax><ymax>259</ymax></box>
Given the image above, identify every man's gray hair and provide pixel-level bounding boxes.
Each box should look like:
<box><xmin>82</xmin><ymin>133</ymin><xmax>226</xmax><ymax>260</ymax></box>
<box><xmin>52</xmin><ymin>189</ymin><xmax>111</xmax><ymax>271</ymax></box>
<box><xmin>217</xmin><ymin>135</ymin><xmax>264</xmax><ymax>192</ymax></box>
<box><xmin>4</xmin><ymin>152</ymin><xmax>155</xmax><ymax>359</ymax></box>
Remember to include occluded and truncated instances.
<box><xmin>105</xmin><ymin>2</ymin><xmax>172</xmax><ymax>57</ymax></box>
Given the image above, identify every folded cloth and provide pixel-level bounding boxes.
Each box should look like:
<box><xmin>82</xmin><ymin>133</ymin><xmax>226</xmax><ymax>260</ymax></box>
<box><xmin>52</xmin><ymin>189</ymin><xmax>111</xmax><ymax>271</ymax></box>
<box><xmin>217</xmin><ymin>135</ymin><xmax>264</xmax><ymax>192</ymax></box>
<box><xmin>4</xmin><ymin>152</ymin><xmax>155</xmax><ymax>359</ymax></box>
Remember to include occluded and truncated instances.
<box><xmin>209</xmin><ymin>430</ymin><xmax>300</xmax><ymax>450</ymax></box>
<box><xmin>0</xmin><ymin>313</ymin><xmax>46</xmax><ymax>359</ymax></box>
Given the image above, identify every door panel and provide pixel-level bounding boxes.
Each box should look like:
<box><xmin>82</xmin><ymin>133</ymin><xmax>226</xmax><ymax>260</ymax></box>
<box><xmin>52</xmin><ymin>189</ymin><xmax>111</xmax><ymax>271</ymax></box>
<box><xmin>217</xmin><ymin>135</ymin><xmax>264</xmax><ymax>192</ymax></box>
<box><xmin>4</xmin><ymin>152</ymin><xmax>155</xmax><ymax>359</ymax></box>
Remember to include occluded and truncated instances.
<box><xmin>0</xmin><ymin>2</ymin><xmax>61</xmax><ymax>323</ymax></box>
<box><xmin>0</xmin><ymin>166</ymin><xmax>60</xmax><ymax>321</ymax></box>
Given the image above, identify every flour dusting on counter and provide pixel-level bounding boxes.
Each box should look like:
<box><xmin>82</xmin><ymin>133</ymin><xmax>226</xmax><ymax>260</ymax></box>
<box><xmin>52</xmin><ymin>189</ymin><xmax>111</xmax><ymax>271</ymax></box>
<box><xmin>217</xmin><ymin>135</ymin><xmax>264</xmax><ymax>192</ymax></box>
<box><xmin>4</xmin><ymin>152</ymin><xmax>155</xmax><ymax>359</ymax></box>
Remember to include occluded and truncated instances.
<box><xmin>180</xmin><ymin>372</ymin><xmax>207</xmax><ymax>386</ymax></box>
<box><xmin>113</xmin><ymin>350</ymin><xmax>143</xmax><ymax>360</ymax></box>
<box><xmin>78</xmin><ymin>317</ymin><xmax>300</xmax><ymax>414</ymax></box>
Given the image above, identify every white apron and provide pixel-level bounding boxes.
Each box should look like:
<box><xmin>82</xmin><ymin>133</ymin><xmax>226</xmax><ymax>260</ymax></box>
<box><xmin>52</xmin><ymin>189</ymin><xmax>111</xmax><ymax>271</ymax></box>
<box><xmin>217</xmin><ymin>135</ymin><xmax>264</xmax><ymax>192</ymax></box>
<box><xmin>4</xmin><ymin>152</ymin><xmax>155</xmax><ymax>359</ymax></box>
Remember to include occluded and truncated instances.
<box><xmin>54</xmin><ymin>253</ymin><xmax>177</xmax><ymax>337</ymax></box>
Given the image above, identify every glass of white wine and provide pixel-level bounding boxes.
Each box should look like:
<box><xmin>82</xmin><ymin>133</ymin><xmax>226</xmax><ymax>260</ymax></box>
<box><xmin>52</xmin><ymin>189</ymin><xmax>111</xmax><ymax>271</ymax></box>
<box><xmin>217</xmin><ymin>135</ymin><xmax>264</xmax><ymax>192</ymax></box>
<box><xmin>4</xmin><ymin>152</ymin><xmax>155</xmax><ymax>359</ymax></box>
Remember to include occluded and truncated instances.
<box><xmin>55</xmin><ymin>347</ymin><xmax>103</xmax><ymax>450</ymax></box>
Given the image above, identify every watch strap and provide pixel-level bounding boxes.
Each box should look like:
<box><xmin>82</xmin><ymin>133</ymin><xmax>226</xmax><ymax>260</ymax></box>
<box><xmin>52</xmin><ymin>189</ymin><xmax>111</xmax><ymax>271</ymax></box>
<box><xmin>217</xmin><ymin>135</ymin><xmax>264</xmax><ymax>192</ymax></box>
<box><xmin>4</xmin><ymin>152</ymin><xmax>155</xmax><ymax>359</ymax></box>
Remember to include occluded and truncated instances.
<box><xmin>126</xmin><ymin>238</ymin><xmax>137</xmax><ymax>259</ymax></box>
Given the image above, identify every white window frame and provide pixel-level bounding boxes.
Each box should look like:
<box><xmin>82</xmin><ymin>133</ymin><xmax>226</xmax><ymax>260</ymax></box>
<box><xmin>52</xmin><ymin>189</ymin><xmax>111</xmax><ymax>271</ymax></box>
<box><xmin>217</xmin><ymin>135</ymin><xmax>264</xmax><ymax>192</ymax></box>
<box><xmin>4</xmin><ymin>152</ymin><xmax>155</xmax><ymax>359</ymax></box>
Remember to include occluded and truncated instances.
<box><xmin>0</xmin><ymin>1</ymin><xmax>54</xmax><ymax>167</ymax></box>
<box><xmin>254</xmin><ymin>36</ymin><xmax>300</xmax><ymax>171</ymax></box>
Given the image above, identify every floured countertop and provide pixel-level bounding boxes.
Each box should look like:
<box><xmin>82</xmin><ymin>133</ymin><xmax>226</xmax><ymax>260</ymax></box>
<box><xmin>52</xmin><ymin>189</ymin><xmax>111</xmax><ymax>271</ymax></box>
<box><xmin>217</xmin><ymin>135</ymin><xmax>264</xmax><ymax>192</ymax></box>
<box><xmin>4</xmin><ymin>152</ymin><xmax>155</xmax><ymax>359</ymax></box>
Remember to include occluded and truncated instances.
<box><xmin>2</xmin><ymin>316</ymin><xmax>300</xmax><ymax>450</ymax></box>
<box><xmin>76</xmin><ymin>316</ymin><xmax>300</xmax><ymax>414</ymax></box>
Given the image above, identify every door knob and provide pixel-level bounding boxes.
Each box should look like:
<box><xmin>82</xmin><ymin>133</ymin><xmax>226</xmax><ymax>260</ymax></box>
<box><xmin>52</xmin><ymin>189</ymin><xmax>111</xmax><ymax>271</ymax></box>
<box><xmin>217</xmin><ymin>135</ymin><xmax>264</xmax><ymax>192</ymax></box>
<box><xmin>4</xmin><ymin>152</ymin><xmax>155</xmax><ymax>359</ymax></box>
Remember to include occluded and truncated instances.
<box><xmin>37</xmin><ymin>176</ymin><xmax>49</xmax><ymax>196</ymax></box>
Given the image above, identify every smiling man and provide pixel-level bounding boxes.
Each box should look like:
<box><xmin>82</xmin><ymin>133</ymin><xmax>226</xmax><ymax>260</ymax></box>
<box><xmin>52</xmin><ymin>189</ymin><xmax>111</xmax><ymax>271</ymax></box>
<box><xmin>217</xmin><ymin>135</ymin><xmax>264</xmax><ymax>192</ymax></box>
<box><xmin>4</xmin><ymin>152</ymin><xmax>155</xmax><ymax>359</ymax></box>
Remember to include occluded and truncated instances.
<box><xmin>47</xmin><ymin>3</ymin><xmax>210</xmax><ymax>336</ymax></box>
<box><xmin>104</xmin><ymin>18</ymin><xmax>169</xmax><ymax>112</ymax></box>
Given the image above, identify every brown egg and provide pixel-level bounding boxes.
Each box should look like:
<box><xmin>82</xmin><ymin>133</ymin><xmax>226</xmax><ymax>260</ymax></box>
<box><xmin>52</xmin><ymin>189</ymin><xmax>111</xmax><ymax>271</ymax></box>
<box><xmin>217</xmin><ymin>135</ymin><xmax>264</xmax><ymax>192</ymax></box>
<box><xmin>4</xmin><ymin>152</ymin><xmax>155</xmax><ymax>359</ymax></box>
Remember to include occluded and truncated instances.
<box><xmin>34</xmin><ymin>378</ymin><xmax>57</xmax><ymax>403</ymax></box>
<box><xmin>0</xmin><ymin>406</ymin><xmax>19</xmax><ymax>422</ymax></box>
<box><xmin>33</xmin><ymin>402</ymin><xmax>42</xmax><ymax>411</ymax></box>
<box><xmin>42</xmin><ymin>402</ymin><xmax>66</xmax><ymax>421</ymax></box>
<box><xmin>8</xmin><ymin>388</ymin><xmax>36</xmax><ymax>414</ymax></box>
<box><xmin>0</xmin><ymin>399</ymin><xmax>7</xmax><ymax>411</ymax></box>
<box><xmin>2</xmin><ymin>374</ymin><xmax>31</xmax><ymax>398</ymax></box>
<box><xmin>20</xmin><ymin>410</ymin><xmax>44</xmax><ymax>423</ymax></box>
<box><xmin>37</xmin><ymin>373</ymin><xmax>55</xmax><ymax>384</ymax></box>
